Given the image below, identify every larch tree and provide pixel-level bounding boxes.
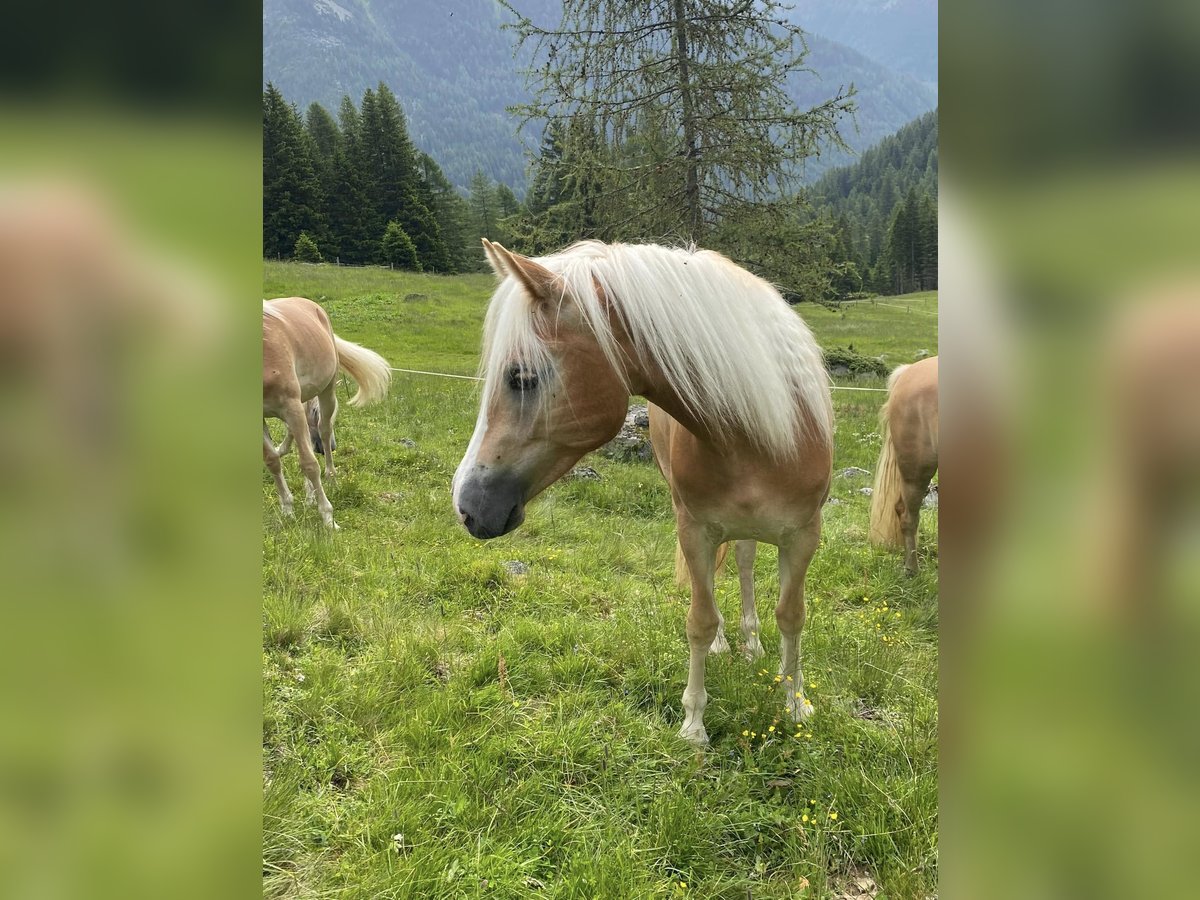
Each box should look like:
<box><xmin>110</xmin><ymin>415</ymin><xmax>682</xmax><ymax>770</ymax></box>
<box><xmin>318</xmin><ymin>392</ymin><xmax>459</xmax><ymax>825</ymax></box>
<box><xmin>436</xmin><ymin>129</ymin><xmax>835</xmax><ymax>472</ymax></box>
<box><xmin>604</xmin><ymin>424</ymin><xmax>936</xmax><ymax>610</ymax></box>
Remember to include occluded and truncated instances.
<box><xmin>502</xmin><ymin>0</ymin><xmax>854</xmax><ymax>242</ymax></box>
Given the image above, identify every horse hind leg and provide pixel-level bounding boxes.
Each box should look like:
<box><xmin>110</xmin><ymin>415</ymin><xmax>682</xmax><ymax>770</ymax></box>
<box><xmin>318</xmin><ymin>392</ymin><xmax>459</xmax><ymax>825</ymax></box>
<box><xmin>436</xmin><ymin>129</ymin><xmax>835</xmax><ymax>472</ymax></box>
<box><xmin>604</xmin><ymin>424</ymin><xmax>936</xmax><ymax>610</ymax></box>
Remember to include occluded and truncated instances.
<box><xmin>777</xmin><ymin>519</ymin><xmax>820</xmax><ymax>723</ymax></box>
<box><xmin>709</xmin><ymin>542</ymin><xmax>732</xmax><ymax>653</ymax></box>
<box><xmin>736</xmin><ymin>540</ymin><xmax>764</xmax><ymax>660</ymax></box>
<box><xmin>317</xmin><ymin>385</ymin><xmax>338</xmax><ymax>480</ymax></box>
<box><xmin>263</xmin><ymin>423</ymin><xmax>293</xmax><ymax>517</ymax></box>
<box><xmin>282</xmin><ymin>398</ymin><xmax>337</xmax><ymax>529</ymax></box>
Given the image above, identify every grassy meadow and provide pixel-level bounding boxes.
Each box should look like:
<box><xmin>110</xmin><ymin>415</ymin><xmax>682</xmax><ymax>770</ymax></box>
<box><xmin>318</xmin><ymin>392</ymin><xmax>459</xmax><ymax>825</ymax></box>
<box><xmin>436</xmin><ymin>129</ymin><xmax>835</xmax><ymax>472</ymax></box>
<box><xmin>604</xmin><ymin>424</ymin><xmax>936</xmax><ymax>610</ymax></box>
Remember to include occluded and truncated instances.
<box><xmin>262</xmin><ymin>261</ymin><xmax>939</xmax><ymax>899</ymax></box>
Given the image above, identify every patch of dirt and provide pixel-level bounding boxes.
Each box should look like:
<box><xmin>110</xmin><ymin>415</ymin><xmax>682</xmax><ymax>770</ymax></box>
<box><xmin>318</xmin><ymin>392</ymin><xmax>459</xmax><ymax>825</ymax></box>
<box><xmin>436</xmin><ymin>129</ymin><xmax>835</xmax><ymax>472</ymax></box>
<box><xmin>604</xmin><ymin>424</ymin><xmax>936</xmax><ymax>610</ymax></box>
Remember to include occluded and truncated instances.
<box><xmin>833</xmin><ymin>866</ymin><xmax>879</xmax><ymax>899</ymax></box>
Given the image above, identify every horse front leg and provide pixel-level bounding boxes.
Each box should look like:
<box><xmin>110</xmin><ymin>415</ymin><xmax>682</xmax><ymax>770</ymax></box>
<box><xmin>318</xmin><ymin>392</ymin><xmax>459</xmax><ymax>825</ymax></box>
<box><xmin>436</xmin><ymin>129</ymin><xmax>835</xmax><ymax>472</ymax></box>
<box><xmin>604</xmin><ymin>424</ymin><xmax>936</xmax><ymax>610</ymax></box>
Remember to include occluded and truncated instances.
<box><xmin>898</xmin><ymin>478</ymin><xmax>927</xmax><ymax>575</ymax></box>
<box><xmin>778</xmin><ymin>518</ymin><xmax>821</xmax><ymax>723</ymax></box>
<box><xmin>677</xmin><ymin>518</ymin><xmax>721</xmax><ymax>746</ymax></box>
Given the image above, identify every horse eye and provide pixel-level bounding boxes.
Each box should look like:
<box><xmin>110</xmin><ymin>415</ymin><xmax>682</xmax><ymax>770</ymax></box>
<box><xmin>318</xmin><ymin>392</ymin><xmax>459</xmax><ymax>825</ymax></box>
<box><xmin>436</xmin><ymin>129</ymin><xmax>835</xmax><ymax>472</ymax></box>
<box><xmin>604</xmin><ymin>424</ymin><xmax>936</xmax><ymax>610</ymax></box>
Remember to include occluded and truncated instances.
<box><xmin>507</xmin><ymin>366</ymin><xmax>539</xmax><ymax>392</ymax></box>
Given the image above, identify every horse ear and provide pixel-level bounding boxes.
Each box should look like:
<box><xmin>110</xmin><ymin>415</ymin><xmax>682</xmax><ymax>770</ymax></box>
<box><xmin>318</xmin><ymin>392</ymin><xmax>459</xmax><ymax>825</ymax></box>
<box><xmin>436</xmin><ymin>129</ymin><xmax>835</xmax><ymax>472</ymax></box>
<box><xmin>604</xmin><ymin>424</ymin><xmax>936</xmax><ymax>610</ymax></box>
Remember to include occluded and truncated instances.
<box><xmin>481</xmin><ymin>238</ymin><xmax>508</xmax><ymax>279</ymax></box>
<box><xmin>491</xmin><ymin>243</ymin><xmax>559</xmax><ymax>303</ymax></box>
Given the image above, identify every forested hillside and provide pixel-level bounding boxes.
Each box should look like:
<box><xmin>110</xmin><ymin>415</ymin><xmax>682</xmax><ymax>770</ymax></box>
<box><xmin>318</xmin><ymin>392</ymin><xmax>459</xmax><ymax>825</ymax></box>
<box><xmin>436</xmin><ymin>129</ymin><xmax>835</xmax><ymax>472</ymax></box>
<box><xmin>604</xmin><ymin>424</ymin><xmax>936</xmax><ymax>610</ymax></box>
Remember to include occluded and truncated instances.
<box><xmin>263</xmin><ymin>0</ymin><xmax>936</xmax><ymax>190</ymax></box>
<box><xmin>809</xmin><ymin>110</ymin><xmax>938</xmax><ymax>294</ymax></box>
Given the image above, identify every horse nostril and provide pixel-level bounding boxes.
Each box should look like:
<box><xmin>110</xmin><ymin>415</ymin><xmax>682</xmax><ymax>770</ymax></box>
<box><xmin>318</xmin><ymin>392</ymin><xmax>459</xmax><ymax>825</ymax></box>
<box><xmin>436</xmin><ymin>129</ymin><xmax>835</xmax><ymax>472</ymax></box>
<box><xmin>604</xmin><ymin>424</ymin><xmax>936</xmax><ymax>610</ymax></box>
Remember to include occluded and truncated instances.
<box><xmin>462</xmin><ymin>511</ymin><xmax>475</xmax><ymax>530</ymax></box>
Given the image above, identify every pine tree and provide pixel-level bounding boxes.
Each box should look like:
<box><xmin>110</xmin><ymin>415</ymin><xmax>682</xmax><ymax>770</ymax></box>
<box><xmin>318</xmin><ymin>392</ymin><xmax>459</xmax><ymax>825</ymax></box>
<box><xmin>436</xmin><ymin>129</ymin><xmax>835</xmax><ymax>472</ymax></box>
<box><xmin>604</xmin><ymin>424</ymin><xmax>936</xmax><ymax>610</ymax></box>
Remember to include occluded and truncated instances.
<box><xmin>305</xmin><ymin>102</ymin><xmax>341</xmax><ymax>165</ymax></box>
<box><xmin>469</xmin><ymin>171</ymin><xmax>499</xmax><ymax>241</ymax></box>
<box><xmin>359</xmin><ymin>84</ymin><xmax>447</xmax><ymax>271</ymax></box>
<box><xmin>293</xmin><ymin>232</ymin><xmax>323</xmax><ymax>263</ymax></box>
<box><xmin>418</xmin><ymin>152</ymin><xmax>474</xmax><ymax>273</ymax></box>
<box><xmin>381</xmin><ymin>221</ymin><xmax>421</xmax><ymax>271</ymax></box>
<box><xmin>326</xmin><ymin>145</ymin><xmax>380</xmax><ymax>264</ymax></box>
<box><xmin>263</xmin><ymin>83</ymin><xmax>327</xmax><ymax>258</ymax></box>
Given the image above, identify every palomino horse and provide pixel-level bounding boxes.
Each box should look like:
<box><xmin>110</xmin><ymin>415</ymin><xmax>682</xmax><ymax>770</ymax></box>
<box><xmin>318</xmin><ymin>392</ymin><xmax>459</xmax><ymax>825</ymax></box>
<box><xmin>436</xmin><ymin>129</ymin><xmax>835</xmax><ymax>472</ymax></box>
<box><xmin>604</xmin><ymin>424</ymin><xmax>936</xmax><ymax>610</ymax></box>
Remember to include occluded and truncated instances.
<box><xmin>454</xmin><ymin>240</ymin><xmax>832</xmax><ymax>745</ymax></box>
<box><xmin>869</xmin><ymin>356</ymin><xmax>939</xmax><ymax>573</ymax></box>
<box><xmin>263</xmin><ymin>297</ymin><xmax>391</xmax><ymax>529</ymax></box>
<box><xmin>276</xmin><ymin>398</ymin><xmax>335</xmax><ymax>457</ymax></box>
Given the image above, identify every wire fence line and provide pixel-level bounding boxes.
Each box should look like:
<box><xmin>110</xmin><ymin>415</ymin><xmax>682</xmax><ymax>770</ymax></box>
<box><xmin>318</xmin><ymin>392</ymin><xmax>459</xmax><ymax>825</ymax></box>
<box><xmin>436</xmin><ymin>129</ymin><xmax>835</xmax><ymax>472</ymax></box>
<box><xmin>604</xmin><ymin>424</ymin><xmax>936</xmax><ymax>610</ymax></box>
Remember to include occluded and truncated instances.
<box><xmin>385</xmin><ymin>366</ymin><xmax>888</xmax><ymax>392</ymax></box>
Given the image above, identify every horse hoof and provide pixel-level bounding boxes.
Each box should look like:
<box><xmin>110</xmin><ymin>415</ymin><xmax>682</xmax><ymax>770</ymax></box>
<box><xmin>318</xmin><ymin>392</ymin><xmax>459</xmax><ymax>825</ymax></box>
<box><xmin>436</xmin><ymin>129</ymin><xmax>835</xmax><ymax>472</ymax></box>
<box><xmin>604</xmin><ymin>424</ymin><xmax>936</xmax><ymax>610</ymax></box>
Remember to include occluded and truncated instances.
<box><xmin>786</xmin><ymin>693</ymin><xmax>815</xmax><ymax>723</ymax></box>
<box><xmin>679</xmin><ymin>723</ymin><xmax>709</xmax><ymax>747</ymax></box>
<box><xmin>709</xmin><ymin>632</ymin><xmax>730</xmax><ymax>654</ymax></box>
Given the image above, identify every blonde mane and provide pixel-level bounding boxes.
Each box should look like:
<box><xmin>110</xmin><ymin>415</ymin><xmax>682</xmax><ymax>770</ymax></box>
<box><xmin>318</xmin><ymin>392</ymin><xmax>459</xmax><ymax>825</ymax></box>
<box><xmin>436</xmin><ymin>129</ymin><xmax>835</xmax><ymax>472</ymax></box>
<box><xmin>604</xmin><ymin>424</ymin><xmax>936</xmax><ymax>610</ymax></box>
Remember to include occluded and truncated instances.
<box><xmin>480</xmin><ymin>241</ymin><xmax>832</xmax><ymax>459</ymax></box>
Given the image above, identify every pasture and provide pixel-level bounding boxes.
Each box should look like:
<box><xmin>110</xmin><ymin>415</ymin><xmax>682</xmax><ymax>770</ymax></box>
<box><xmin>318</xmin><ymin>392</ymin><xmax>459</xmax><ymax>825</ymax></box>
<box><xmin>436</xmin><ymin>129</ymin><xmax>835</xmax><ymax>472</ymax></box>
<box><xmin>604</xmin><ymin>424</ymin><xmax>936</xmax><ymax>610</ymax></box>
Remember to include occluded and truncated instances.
<box><xmin>263</xmin><ymin>262</ymin><xmax>938</xmax><ymax>899</ymax></box>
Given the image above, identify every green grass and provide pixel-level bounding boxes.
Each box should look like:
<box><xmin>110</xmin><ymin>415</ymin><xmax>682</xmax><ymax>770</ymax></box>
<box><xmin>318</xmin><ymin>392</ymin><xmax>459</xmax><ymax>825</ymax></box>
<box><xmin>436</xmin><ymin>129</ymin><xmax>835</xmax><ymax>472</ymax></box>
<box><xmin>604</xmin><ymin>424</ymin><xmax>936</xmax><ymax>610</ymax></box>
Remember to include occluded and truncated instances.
<box><xmin>263</xmin><ymin>262</ymin><xmax>938</xmax><ymax>899</ymax></box>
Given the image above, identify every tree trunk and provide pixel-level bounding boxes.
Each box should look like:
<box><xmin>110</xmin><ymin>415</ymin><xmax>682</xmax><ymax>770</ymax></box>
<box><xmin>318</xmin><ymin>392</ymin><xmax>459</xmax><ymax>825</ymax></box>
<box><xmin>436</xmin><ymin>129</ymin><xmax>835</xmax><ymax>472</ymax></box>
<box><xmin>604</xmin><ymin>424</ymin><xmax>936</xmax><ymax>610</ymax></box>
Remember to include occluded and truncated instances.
<box><xmin>671</xmin><ymin>0</ymin><xmax>701</xmax><ymax>240</ymax></box>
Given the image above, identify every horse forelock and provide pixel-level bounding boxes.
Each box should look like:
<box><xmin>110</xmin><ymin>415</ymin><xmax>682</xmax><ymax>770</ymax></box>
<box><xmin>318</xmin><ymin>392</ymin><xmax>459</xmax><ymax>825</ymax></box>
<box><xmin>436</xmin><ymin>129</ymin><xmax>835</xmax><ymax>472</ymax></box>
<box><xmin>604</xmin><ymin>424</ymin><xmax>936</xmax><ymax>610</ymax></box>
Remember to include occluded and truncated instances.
<box><xmin>479</xmin><ymin>241</ymin><xmax>832</xmax><ymax>458</ymax></box>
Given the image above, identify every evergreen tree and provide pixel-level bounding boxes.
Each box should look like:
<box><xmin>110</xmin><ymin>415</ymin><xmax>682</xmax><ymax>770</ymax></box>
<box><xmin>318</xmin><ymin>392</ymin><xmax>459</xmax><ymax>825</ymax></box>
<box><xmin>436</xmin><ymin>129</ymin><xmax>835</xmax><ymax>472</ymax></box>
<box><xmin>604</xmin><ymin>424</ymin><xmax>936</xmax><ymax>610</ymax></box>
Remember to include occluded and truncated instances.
<box><xmin>326</xmin><ymin>145</ymin><xmax>380</xmax><ymax>264</ymax></box>
<box><xmin>359</xmin><ymin>84</ymin><xmax>447</xmax><ymax>271</ymax></box>
<box><xmin>495</xmin><ymin>183</ymin><xmax>521</xmax><ymax>219</ymax></box>
<box><xmin>381</xmin><ymin>221</ymin><xmax>421</xmax><ymax>271</ymax></box>
<box><xmin>293</xmin><ymin>232</ymin><xmax>323</xmax><ymax>262</ymax></box>
<box><xmin>418</xmin><ymin>152</ymin><xmax>474</xmax><ymax>273</ymax></box>
<box><xmin>468</xmin><ymin>170</ymin><xmax>499</xmax><ymax>241</ymax></box>
<box><xmin>263</xmin><ymin>83</ymin><xmax>326</xmax><ymax>258</ymax></box>
<box><xmin>305</xmin><ymin>102</ymin><xmax>341</xmax><ymax>164</ymax></box>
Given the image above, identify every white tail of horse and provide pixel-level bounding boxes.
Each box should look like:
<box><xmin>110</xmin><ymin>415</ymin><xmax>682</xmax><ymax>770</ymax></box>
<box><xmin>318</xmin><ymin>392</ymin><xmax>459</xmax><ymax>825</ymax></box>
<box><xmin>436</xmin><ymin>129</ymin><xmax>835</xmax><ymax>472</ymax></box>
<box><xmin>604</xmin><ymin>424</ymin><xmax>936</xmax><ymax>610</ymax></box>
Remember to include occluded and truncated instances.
<box><xmin>334</xmin><ymin>336</ymin><xmax>391</xmax><ymax>407</ymax></box>
<box><xmin>869</xmin><ymin>364</ymin><xmax>909</xmax><ymax>549</ymax></box>
<box><xmin>674</xmin><ymin>540</ymin><xmax>730</xmax><ymax>588</ymax></box>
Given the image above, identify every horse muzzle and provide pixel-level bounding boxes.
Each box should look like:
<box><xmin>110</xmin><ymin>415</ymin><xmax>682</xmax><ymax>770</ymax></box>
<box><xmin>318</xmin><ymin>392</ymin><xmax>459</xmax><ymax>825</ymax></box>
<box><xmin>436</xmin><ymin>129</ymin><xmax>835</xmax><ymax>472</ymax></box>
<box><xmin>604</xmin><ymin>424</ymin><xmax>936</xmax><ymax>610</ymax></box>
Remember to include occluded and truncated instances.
<box><xmin>455</xmin><ymin>470</ymin><xmax>526</xmax><ymax>539</ymax></box>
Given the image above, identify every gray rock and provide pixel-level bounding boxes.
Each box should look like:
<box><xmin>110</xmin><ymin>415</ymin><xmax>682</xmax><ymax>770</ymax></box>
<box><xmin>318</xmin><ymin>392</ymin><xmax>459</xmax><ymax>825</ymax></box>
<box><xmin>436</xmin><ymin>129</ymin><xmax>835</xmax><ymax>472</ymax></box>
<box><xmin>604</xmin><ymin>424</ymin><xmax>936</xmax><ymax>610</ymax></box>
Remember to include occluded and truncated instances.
<box><xmin>830</xmin><ymin>364</ymin><xmax>851</xmax><ymax>377</ymax></box>
<box><xmin>502</xmin><ymin>560</ymin><xmax>530</xmax><ymax>577</ymax></box>
<box><xmin>838</xmin><ymin>466</ymin><xmax>872</xmax><ymax>479</ymax></box>
<box><xmin>923</xmin><ymin>484</ymin><xmax>938</xmax><ymax>508</ymax></box>
<box><xmin>569</xmin><ymin>465</ymin><xmax>602</xmax><ymax>480</ymax></box>
<box><xmin>825</xmin><ymin>497</ymin><xmax>843</xmax><ymax>506</ymax></box>
<box><xmin>600</xmin><ymin>403</ymin><xmax>654</xmax><ymax>462</ymax></box>
<box><xmin>914</xmin><ymin>348</ymin><xmax>930</xmax><ymax>359</ymax></box>
<box><xmin>399</xmin><ymin>438</ymin><xmax>416</xmax><ymax>448</ymax></box>
<box><xmin>858</xmin><ymin>486</ymin><xmax>874</xmax><ymax>496</ymax></box>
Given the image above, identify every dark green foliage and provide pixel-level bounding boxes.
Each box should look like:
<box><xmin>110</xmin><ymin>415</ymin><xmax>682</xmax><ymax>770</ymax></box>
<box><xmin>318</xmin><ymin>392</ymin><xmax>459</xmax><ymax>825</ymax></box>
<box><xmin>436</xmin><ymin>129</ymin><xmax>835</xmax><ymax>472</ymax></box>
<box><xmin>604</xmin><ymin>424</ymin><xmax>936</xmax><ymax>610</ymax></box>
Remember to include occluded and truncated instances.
<box><xmin>264</xmin><ymin>85</ymin><xmax>500</xmax><ymax>272</ymax></box>
<box><xmin>808</xmin><ymin>110</ymin><xmax>937</xmax><ymax>295</ymax></box>
<box><xmin>293</xmin><ymin>232</ymin><xmax>323</xmax><ymax>263</ymax></box>
<box><xmin>380</xmin><ymin>221</ymin><xmax>421</xmax><ymax>271</ymax></box>
<box><xmin>880</xmin><ymin>187</ymin><xmax>938</xmax><ymax>294</ymax></box>
<box><xmin>263</xmin><ymin>83</ymin><xmax>327</xmax><ymax>258</ymax></box>
<box><xmin>822</xmin><ymin>346</ymin><xmax>890</xmax><ymax>377</ymax></box>
<box><xmin>419</xmin><ymin>153</ymin><xmax>477</xmax><ymax>273</ymax></box>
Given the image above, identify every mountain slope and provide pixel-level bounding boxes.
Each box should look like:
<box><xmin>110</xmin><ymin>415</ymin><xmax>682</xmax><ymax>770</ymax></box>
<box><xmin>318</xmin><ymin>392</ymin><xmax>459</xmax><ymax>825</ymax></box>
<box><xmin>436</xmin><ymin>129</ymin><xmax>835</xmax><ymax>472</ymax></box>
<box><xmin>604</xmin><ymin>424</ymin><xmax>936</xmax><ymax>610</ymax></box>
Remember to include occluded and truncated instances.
<box><xmin>263</xmin><ymin>0</ymin><xmax>936</xmax><ymax>191</ymax></box>
<box><xmin>790</xmin><ymin>0</ymin><xmax>937</xmax><ymax>86</ymax></box>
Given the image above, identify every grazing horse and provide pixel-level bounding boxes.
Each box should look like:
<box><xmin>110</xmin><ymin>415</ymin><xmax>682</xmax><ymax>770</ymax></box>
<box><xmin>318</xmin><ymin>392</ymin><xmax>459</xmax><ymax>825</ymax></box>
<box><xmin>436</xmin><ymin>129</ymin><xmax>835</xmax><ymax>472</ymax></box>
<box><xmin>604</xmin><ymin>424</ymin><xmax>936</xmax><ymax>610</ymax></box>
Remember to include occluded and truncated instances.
<box><xmin>263</xmin><ymin>297</ymin><xmax>391</xmax><ymax>529</ymax></box>
<box><xmin>869</xmin><ymin>356</ymin><xmax>939</xmax><ymax>573</ymax></box>
<box><xmin>454</xmin><ymin>240</ymin><xmax>832</xmax><ymax>745</ymax></box>
<box><xmin>276</xmin><ymin>398</ymin><xmax>336</xmax><ymax>457</ymax></box>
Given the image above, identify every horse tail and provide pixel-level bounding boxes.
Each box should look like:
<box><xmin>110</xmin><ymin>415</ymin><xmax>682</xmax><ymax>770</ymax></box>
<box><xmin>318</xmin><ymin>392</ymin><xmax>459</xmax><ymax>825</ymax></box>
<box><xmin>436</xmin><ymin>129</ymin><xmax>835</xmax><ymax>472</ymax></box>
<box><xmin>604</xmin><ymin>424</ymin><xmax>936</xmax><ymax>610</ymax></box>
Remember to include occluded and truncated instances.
<box><xmin>674</xmin><ymin>540</ymin><xmax>730</xmax><ymax>588</ymax></box>
<box><xmin>869</xmin><ymin>365</ymin><xmax>909</xmax><ymax>549</ymax></box>
<box><xmin>333</xmin><ymin>335</ymin><xmax>391</xmax><ymax>407</ymax></box>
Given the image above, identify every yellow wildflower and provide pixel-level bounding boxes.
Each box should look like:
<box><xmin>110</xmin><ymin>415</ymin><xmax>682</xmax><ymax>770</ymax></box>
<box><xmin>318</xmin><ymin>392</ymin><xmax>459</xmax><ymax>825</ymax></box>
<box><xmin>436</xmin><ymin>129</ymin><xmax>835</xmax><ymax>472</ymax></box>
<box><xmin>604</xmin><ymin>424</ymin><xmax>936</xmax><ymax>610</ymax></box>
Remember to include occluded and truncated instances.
<box><xmin>829</xmin><ymin>812</ymin><xmax>838</xmax><ymax>821</ymax></box>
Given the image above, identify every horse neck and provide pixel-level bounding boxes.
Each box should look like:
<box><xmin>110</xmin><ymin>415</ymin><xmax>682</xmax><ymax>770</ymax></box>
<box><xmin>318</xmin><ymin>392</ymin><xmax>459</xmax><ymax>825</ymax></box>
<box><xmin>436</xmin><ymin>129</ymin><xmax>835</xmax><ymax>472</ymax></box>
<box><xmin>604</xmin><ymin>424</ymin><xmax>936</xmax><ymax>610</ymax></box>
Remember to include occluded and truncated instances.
<box><xmin>621</xmin><ymin>341</ymin><xmax>726</xmax><ymax>446</ymax></box>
